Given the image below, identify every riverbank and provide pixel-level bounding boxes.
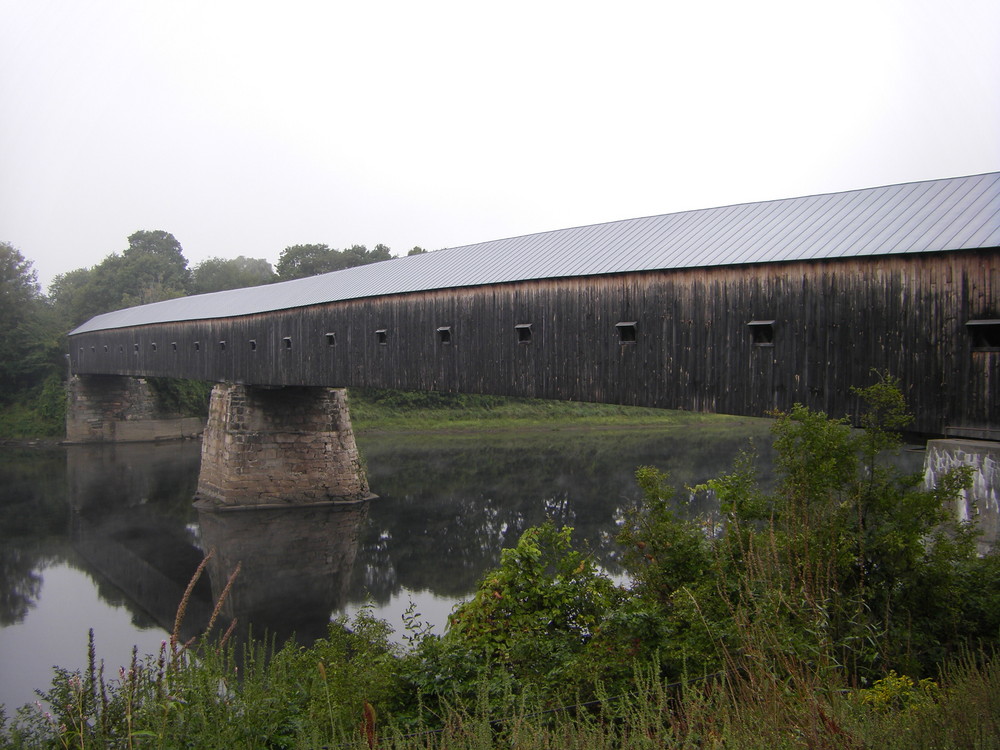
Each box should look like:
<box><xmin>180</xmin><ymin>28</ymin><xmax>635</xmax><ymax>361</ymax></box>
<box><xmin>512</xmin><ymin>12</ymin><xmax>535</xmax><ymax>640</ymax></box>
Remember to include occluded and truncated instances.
<box><xmin>350</xmin><ymin>390</ymin><xmax>752</xmax><ymax>433</ymax></box>
<box><xmin>1</xmin><ymin>389</ymin><xmax>754</xmax><ymax>445</ymax></box>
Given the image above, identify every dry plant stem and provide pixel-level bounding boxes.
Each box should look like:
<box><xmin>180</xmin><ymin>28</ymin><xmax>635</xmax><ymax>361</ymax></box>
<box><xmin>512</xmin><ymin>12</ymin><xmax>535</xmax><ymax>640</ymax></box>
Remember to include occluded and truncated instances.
<box><xmin>182</xmin><ymin>561</ymin><xmax>241</xmax><ymax>651</ymax></box>
<box><xmin>218</xmin><ymin>616</ymin><xmax>238</xmax><ymax>651</ymax></box>
<box><xmin>171</xmin><ymin>549</ymin><xmax>214</xmax><ymax>654</ymax></box>
<box><xmin>204</xmin><ymin>561</ymin><xmax>241</xmax><ymax>636</ymax></box>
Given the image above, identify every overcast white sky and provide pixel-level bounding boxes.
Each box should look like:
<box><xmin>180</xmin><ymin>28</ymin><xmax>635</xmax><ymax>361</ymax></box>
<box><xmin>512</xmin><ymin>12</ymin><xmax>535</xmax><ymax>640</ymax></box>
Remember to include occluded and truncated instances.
<box><xmin>2</xmin><ymin>0</ymin><xmax>998</xmax><ymax>290</ymax></box>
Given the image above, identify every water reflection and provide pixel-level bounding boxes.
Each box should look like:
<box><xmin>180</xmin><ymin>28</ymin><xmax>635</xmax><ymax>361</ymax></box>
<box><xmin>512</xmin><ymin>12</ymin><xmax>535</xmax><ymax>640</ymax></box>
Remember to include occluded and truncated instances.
<box><xmin>1</xmin><ymin>420</ymin><xmax>776</xmax><ymax>711</ymax></box>
<box><xmin>354</xmin><ymin>423</ymin><xmax>775</xmax><ymax>602</ymax></box>
<box><xmin>198</xmin><ymin>503</ymin><xmax>367</xmax><ymax>645</ymax></box>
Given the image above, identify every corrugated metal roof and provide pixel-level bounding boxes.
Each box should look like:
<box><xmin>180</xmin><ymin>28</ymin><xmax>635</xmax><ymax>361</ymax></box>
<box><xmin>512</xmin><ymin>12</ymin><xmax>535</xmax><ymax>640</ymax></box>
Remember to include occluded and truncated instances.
<box><xmin>71</xmin><ymin>172</ymin><xmax>1000</xmax><ymax>335</ymax></box>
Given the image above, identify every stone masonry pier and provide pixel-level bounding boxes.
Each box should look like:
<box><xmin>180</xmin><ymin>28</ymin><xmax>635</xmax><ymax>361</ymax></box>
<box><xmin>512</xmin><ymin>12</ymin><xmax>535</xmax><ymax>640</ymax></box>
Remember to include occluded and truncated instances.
<box><xmin>194</xmin><ymin>383</ymin><xmax>372</xmax><ymax>510</ymax></box>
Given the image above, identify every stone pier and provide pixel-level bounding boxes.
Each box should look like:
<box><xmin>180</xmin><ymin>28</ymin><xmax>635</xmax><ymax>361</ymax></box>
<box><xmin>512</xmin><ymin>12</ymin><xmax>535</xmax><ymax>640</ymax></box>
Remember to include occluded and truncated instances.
<box><xmin>194</xmin><ymin>383</ymin><xmax>372</xmax><ymax>509</ymax></box>
<box><xmin>65</xmin><ymin>374</ymin><xmax>204</xmax><ymax>443</ymax></box>
<box><xmin>924</xmin><ymin>439</ymin><xmax>1000</xmax><ymax>554</ymax></box>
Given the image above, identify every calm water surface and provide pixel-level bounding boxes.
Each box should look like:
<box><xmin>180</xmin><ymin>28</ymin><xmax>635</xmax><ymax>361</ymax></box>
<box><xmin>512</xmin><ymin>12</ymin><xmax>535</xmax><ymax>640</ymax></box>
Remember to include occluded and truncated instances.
<box><xmin>0</xmin><ymin>421</ymin><xmax>777</xmax><ymax>711</ymax></box>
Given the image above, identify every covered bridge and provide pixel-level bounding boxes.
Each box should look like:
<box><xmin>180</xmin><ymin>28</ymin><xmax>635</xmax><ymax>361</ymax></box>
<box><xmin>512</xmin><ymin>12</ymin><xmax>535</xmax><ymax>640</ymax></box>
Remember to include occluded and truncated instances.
<box><xmin>69</xmin><ymin>172</ymin><xmax>1000</xmax><ymax>440</ymax></box>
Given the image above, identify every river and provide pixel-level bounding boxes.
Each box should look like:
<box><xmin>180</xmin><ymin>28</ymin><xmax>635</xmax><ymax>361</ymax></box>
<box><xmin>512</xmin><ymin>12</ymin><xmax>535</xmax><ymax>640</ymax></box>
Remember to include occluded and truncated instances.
<box><xmin>2</xmin><ymin>419</ymin><xmax>780</xmax><ymax>712</ymax></box>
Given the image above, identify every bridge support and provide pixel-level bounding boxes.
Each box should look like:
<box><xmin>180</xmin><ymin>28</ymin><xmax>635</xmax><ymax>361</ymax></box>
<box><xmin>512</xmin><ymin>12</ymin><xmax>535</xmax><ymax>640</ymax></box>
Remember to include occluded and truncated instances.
<box><xmin>924</xmin><ymin>439</ymin><xmax>1000</xmax><ymax>554</ymax></box>
<box><xmin>194</xmin><ymin>383</ymin><xmax>372</xmax><ymax>509</ymax></box>
<box><xmin>65</xmin><ymin>374</ymin><xmax>204</xmax><ymax>443</ymax></box>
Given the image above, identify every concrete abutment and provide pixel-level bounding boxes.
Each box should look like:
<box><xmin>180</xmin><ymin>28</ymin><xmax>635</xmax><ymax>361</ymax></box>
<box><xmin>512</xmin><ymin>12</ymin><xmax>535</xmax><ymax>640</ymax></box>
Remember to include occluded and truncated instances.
<box><xmin>924</xmin><ymin>439</ymin><xmax>1000</xmax><ymax>553</ymax></box>
<box><xmin>194</xmin><ymin>383</ymin><xmax>372</xmax><ymax>509</ymax></box>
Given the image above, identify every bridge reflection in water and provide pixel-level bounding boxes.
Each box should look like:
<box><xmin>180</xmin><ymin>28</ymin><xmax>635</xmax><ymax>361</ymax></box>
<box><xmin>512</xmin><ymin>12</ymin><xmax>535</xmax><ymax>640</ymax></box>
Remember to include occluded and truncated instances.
<box><xmin>66</xmin><ymin>441</ymin><xmax>366</xmax><ymax>646</ymax></box>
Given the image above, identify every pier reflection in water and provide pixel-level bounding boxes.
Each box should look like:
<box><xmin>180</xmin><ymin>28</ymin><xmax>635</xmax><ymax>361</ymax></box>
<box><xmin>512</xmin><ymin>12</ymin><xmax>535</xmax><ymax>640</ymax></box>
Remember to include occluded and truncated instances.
<box><xmin>1</xmin><ymin>420</ymin><xmax>780</xmax><ymax>710</ymax></box>
<box><xmin>198</xmin><ymin>503</ymin><xmax>367</xmax><ymax>645</ymax></box>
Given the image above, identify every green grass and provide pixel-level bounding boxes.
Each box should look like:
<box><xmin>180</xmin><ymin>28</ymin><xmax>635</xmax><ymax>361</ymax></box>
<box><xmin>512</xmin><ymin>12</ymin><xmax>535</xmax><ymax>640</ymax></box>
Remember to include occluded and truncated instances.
<box><xmin>348</xmin><ymin>389</ymin><xmax>746</xmax><ymax>433</ymax></box>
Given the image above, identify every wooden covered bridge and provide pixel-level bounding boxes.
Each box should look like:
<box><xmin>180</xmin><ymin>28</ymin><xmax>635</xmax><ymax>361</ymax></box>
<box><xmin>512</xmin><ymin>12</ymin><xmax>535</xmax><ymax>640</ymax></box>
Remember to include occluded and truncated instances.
<box><xmin>66</xmin><ymin>172</ymin><xmax>1000</xmax><ymax>508</ymax></box>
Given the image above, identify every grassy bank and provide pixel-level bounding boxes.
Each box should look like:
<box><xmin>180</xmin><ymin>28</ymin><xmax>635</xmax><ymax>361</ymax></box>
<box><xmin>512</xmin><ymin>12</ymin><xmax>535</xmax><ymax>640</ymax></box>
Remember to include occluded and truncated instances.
<box><xmin>348</xmin><ymin>388</ymin><xmax>746</xmax><ymax>433</ymax></box>
<box><xmin>1</xmin><ymin>384</ymin><xmax>746</xmax><ymax>442</ymax></box>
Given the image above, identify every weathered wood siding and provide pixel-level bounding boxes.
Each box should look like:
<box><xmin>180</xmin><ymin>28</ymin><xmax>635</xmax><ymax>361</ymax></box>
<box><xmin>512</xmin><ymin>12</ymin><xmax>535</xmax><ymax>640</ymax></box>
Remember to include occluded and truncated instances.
<box><xmin>68</xmin><ymin>250</ymin><xmax>998</xmax><ymax>437</ymax></box>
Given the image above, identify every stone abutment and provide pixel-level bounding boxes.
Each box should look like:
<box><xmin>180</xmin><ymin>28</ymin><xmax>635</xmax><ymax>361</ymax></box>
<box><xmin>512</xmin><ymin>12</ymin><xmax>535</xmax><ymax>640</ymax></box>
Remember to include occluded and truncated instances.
<box><xmin>65</xmin><ymin>374</ymin><xmax>204</xmax><ymax>443</ymax></box>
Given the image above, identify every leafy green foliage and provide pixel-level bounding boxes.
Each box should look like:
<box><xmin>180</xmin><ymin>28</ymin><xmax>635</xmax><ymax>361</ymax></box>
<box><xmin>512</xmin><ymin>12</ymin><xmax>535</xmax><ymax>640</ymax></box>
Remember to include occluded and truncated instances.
<box><xmin>48</xmin><ymin>230</ymin><xmax>191</xmax><ymax>328</ymax></box>
<box><xmin>0</xmin><ymin>243</ymin><xmax>63</xmax><ymax>406</ymax></box>
<box><xmin>145</xmin><ymin>377</ymin><xmax>212</xmax><ymax>417</ymax></box>
<box><xmin>275</xmin><ymin>242</ymin><xmax>393</xmax><ymax>280</ymax></box>
<box><xmin>855</xmin><ymin>670</ymin><xmax>940</xmax><ymax>712</ymax></box>
<box><xmin>190</xmin><ymin>255</ymin><xmax>276</xmax><ymax>293</ymax></box>
<box><xmin>610</xmin><ymin>375</ymin><xmax>989</xmax><ymax>684</ymax></box>
<box><xmin>441</xmin><ymin>521</ymin><xmax>618</xmax><ymax>696</ymax></box>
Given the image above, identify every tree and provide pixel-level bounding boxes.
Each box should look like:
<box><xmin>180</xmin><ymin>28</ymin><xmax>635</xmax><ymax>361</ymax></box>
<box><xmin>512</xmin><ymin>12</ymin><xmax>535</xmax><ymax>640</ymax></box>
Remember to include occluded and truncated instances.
<box><xmin>191</xmin><ymin>256</ymin><xmax>276</xmax><ymax>294</ymax></box>
<box><xmin>407</xmin><ymin>246</ymin><xmax>428</xmax><ymax>256</ymax></box>
<box><xmin>117</xmin><ymin>230</ymin><xmax>191</xmax><ymax>306</ymax></box>
<box><xmin>275</xmin><ymin>244</ymin><xmax>339</xmax><ymax>280</ymax></box>
<box><xmin>49</xmin><ymin>266</ymin><xmax>118</xmax><ymax>329</ymax></box>
<box><xmin>0</xmin><ymin>241</ymin><xmax>39</xmax><ymax>318</ymax></box>
<box><xmin>0</xmin><ymin>243</ymin><xmax>62</xmax><ymax>402</ymax></box>
<box><xmin>48</xmin><ymin>230</ymin><xmax>192</xmax><ymax>327</ymax></box>
<box><xmin>343</xmin><ymin>243</ymin><xmax>393</xmax><ymax>267</ymax></box>
<box><xmin>276</xmin><ymin>243</ymin><xmax>395</xmax><ymax>280</ymax></box>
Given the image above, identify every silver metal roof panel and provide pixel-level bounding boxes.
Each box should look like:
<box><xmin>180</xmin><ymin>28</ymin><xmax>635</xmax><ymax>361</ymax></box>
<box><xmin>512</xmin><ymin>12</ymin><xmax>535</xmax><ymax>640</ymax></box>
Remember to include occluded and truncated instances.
<box><xmin>70</xmin><ymin>172</ymin><xmax>1000</xmax><ymax>335</ymax></box>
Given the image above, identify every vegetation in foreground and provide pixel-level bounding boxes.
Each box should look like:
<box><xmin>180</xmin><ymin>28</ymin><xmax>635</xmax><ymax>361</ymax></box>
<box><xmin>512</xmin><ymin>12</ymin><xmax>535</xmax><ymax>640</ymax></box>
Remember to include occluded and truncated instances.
<box><xmin>3</xmin><ymin>376</ymin><xmax>1000</xmax><ymax>748</ymax></box>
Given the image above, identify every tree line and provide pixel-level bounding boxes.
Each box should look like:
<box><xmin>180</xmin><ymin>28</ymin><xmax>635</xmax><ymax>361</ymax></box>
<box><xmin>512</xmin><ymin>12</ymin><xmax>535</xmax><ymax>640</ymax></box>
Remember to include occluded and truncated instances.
<box><xmin>0</xmin><ymin>231</ymin><xmax>423</xmax><ymax>434</ymax></box>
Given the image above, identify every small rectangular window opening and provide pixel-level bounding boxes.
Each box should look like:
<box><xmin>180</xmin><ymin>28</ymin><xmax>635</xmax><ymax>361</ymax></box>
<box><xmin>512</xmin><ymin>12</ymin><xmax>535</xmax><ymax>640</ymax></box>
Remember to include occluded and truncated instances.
<box><xmin>150</xmin><ymin>343</ymin><xmax>157</xmax><ymax>352</ymax></box>
<box><xmin>515</xmin><ymin>323</ymin><xmax>532</xmax><ymax>344</ymax></box>
<box><xmin>437</xmin><ymin>326</ymin><xmax>452</xmax><ymax>344</ymax></box>
<box><xmin>194</xmin><ymin>341</ymin><xmax>201</xmax><ymax>351</ymax></box>
<box><xmin>616</xmin><ymin>322</ymin><xmax>637</xmax><ymax>344</ymax></box>
<box><xmin>133</xmin><ymin>343</ymin><xmax>139</xmax><ymax>353</ymax></box>
<box><xmin>103</xmin><ymin>345</ymin><xmax>109</xmax><ymax>353</ymax></box>
<box><xmin>219</xmin><ymin>340</ymin><xmax>227</xmax><ymax>351</ymax></box>
<box><xmin>171</xmin><ymin>342</ymin><xmax>178</xmax><ymax>352</ymax></box>
<box><xmin>748</xmin><ymin>320</ymin><xmax>775</xmax><ymax>347</ymax></box>
<box><xmin>325</xmin><ymin>332</ymin><xmax>336</xmax><ymax>347</ymax></box>
<box><xmin>118</xmin><ymin>345</ymin><xmax>124</xmax><ymax>353</ymax></box>
<box><xmin>90</xmin><ymin>346</ymin><xmax>96</xmax><ymax>353</ymax></box>
<box><xmin>283</xmin><ymin>337</ymin><xmax>293</xmax><ymax>350</ymax></box>
<box><xmin>375</xmin><ymin>329</ymin><xmax>388</xmax><ymax>345</ymax></box>
<box><xmin>967</xmin><ymin>320</ymin><xmax>1000</xmax><ymax>351</ymax></box>
<box><xmin>79</xmin><ymin>347</ymin><xmax>84</xmax><ymax>354</ymax></box>
<box><xmin>249</xmin><ymin>339</ymin><xmax>257</xmax><ymax>351</ymax></box>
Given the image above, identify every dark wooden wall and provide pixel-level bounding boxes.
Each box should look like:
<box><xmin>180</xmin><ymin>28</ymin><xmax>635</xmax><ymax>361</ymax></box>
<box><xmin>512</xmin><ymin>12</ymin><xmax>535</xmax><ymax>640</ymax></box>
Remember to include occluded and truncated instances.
<box><xmin>68</xmin><ymin>249</ymin><xmax>999</xmax><ymax>438</ymax></box>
